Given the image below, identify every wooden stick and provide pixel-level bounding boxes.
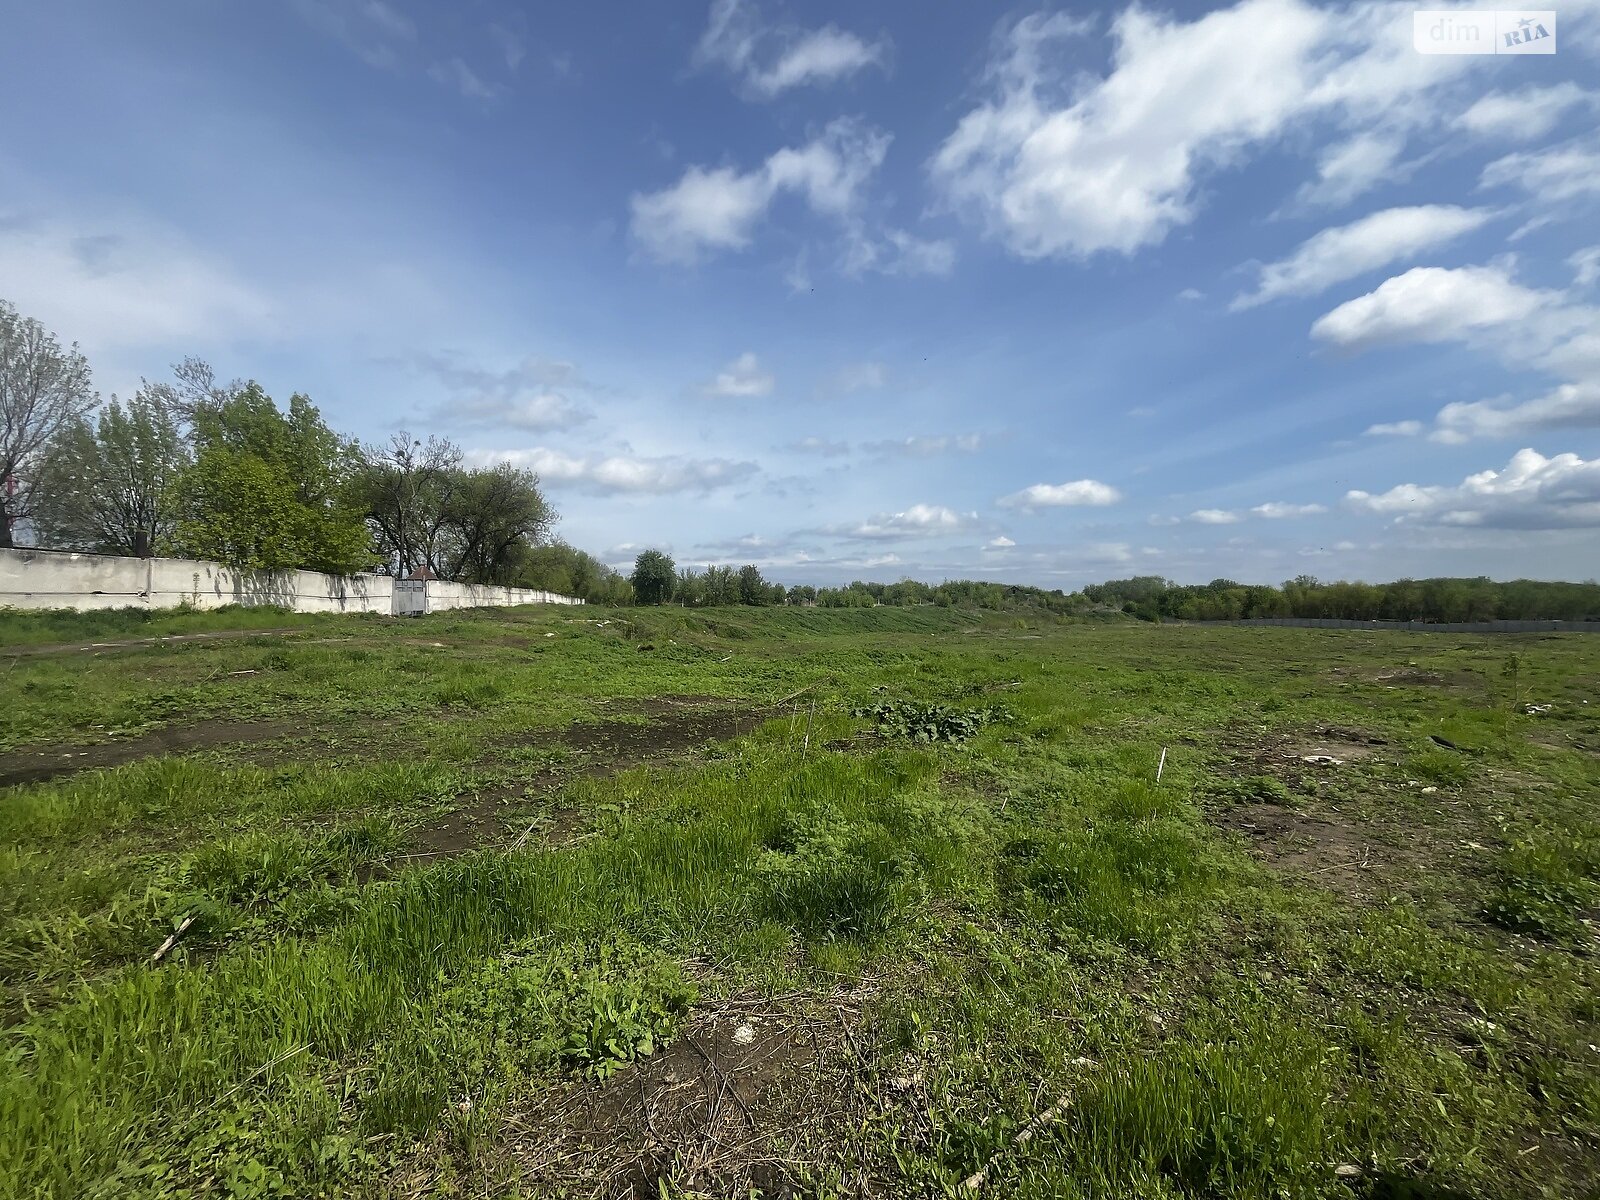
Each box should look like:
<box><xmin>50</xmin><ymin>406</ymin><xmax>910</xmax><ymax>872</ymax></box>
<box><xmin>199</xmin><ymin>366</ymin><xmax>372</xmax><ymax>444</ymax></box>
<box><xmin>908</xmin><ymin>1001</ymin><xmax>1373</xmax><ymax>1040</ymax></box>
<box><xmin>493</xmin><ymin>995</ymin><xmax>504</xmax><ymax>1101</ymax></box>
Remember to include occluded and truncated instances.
<box><xmin>774</xmin><ymin>683</ymin><xmax>818</xmax><ymax>707</ymax></box>
<box><xmin>151</xmin><ymin>914</ymin><xmax>197</xmax><ymax>963</ymax></box>
<box><xmin>1156</xmin><ymin>746</ymin><xmax>1168</xmax><ymax>784</ymax></box>
<box><xmin>802</xmin><ymin>696</ymin><xmax>815</xmax><ymax>759</ymax></box>
<box><xmin>960</xmin><ymin>1096</ymin><xmax>1077</xmax><ymax>1190</ymax></box>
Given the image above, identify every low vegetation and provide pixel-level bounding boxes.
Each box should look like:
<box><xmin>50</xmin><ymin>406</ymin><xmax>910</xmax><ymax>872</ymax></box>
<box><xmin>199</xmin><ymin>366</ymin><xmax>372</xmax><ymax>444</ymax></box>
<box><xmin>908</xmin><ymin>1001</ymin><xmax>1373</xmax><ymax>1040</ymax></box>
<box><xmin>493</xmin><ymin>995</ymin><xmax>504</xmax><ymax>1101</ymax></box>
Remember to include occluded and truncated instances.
<box><xmin>1087</xmin><ymin>574</ymin><xmax>1600</xmax><ymax>623</ymax></box>
<box><xmin>1</xmin><ymin>604</ymin><xmax>1596</xmax><ymax>1198</ymax></box>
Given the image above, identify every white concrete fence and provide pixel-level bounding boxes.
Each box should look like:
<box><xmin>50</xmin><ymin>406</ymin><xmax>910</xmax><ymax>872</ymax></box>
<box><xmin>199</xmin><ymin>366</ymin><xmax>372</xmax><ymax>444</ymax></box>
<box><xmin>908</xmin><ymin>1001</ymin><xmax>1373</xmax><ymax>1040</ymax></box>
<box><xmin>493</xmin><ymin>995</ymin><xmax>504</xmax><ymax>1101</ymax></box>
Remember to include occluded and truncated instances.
<box><xmin>0</xmin><ymin>548</ymin><xmax>581</xmax><ymax>616</ymax></box>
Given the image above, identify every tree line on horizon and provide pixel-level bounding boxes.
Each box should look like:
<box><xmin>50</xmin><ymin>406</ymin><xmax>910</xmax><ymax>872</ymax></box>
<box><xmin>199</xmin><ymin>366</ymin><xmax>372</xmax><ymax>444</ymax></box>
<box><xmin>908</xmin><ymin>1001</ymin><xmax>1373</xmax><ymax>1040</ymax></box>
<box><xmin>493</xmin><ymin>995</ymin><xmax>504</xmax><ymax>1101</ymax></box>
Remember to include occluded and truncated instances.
<box><xmin>1083</xmin><ymin>575</ymin><xmax>1600</xmax><ymax>624</ymax></box>
<box><xmin>627</xmin><ymin>558</ymin><xmax>1597</xmax><ymax>621</ymax></box>
<box><xmin>6</xmin><ymin>301</ymin><xmax>1596</xmax><ymax>622</ymax></box>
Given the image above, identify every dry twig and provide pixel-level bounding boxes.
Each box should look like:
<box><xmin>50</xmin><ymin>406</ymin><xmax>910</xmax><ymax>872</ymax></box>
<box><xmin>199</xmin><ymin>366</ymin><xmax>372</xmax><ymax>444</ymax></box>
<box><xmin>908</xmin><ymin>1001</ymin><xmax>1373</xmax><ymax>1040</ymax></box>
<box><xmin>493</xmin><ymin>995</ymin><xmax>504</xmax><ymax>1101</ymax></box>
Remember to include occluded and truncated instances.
<box><xmin>151</xmin><ymin>914</ymin><xmax>197</xmax><ymax>963</ymax></box>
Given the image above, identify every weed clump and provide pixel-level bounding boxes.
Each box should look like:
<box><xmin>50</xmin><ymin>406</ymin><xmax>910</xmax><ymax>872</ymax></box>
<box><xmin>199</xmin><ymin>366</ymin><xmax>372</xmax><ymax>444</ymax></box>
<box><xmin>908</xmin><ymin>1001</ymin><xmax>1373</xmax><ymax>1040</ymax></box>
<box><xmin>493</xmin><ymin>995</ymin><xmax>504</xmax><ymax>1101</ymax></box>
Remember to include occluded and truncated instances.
<box><xmin>851</xmin><ymin>700</ymin><xmax>1010</xmax><ymax>745</ymax></box>
<box><xmin>435</xmin><ymin>937</ymin><xmax>697</xmax><ymax>1081</ymax></box>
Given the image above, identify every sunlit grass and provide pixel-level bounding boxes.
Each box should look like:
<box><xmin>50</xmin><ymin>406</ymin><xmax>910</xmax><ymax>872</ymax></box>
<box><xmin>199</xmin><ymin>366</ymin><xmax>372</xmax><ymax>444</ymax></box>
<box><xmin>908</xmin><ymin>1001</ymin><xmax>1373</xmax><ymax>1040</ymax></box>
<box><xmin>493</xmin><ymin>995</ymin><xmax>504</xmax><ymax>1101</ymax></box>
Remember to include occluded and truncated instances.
<box><xmin>0</xmin><ymin>607</ymin><xmax>1596</xmax><ymax>1197</ymax></box>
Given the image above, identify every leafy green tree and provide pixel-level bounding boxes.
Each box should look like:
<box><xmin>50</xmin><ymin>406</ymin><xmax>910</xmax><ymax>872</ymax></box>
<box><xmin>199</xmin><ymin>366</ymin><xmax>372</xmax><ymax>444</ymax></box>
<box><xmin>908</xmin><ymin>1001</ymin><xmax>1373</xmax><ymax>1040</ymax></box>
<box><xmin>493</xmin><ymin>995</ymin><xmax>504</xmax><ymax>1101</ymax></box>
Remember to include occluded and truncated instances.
<box><xmin>703</xmin><ymin>565</ymin><xmax>738</xmax><ymax>605</ymax></box>
<box><xmin>737</xmin><ymin>563</ymin><xmax>770</xmax><ymax>605</ymax></box>
<box><xmin>176</xmin><ymin>384</ymin><xmax>372</xmax><ymax>574</ymax></box>
<box><xmin>441</xmin><ymin>463</ymin><xmax>557</xmax><ymax>584</ymax></box>
<box><xmin>356</xmin><ymin>435</ymin><xmax>557</xmax><ymax>584</ymax></box>
<box><xmin>630</xmin><ymin>549</ymin><xmax>676</xmax><ymax>605</ymax></box>
<box><xmin>0</xmin><ymin>300</ymin><xmax>98</xmax><ymax>548</ymax></box>
<box><xmin>34</xmin><ymin>389</ymin><xmax>189</xmax><ymax>556</ymax></box>
<box><xmin>675</xmin><ymin>567</ymin><xmax>708</xmax><ymax>606</ymax></box>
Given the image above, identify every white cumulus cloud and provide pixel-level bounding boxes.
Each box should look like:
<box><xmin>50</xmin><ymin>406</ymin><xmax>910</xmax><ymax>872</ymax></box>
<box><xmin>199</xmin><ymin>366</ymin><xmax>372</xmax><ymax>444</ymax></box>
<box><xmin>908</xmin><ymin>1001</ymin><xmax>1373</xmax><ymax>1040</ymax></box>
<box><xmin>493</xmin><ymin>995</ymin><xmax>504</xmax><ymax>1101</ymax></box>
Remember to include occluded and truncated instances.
<box><xmin>417</xmin><ymin>352</ymin><xmax>593</xmax><ymax>431</ymax></box>
<box><xmin>1310</xmin><ymin>261</ymin><xmax>1600</xmax><ymax>442</ymax></box>
<box><xmin>835</xmin><ymin>504</ymin><xmax>979</xmax><ymax>540</ymax></box>
<box><xmin>864</xmin><ymin>433</ymin><xmax>983</xmax><ymax>457</ymax></box>
<box><xmin>929</xmin><ymin>0</ymin><xmax>1478</xmax><ymax>260</ymax></box>
<box><xmin>1433</xmin><ymin>382</ymin><xmax>1600</xmax><ymax>444</ymax></box>
<box><xmin>1480</xmin><ymin>135</ymin><xmax>1600</xmax><ymax>202</ymax></box>
<box><xmin>997</xmin><ymin>480</ymin><xmax>1122</xmax><ymax>510</ymax></box>
<box><xmin>1458</xmin><ymin>84</ymin><xmax>1596</xmax><ymax>141</ymax></box>
<box><xmin>695</xmin><ymin>0</ymin><xmax>888</xmax><ymax>98</ymax></box>
<box><xmin>482</xmin><ymin>448</ymin><xmax>758</xmax><ymax>495</ymax></box>
<box><xmin>1251</xmin><ymin>502</ymin><xmax>1329</xmax><ymax>517</ymax></box>
<box><xmin>1189</xmin><ymin>508</ymin><xmax>1241</xmax><ymax>524</ymax></box>
<box><xmin>1295</xmin><ymin>131</ymin><xmax>1406</xmax><ymax>209</ymax></box>
<box><xmin>631</xmin><ymin>119</ymin><xmax>889</xmax><ymax>263</ymax></box>
<box><xmin>1346</xmin><ymin>448</ymin><xmax>1600</xmax><ymax>529</ymax></box>
<box><xmin>1233</xmin><ymin>205</ymin><xmax>1494</xmax><ymax>309</ymax></box>
<box><xmin>1570</xmin><ymin>246</ymin><xmax>1600</xmax><ymax>289</ymax></box>
<box><xmin>1309</xmin><ymin>265</ymin><xmax>1551</xmax><ymax>349</ymax></box>
<box><xmin>703</xmin><ymin>351</ymin><xmax>775</xmax><ymax>398</ymax></box>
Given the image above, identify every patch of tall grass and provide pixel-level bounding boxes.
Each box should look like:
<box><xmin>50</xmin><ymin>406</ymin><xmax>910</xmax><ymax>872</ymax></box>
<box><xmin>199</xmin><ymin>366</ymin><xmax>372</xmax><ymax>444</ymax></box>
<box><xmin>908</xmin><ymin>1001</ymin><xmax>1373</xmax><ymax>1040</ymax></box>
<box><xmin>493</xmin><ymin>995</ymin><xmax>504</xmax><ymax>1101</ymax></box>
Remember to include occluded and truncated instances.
<box><xmin>0</xmin><ymin>750</ymin><xmax>972</xmax><ymax>1195</ymax></box>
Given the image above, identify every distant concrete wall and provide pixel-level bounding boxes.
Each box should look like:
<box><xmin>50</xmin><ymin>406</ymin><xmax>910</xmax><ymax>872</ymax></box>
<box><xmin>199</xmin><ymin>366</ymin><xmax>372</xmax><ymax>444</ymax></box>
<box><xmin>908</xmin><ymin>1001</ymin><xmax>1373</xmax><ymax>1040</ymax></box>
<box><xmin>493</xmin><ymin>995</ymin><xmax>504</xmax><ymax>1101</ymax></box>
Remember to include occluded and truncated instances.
<box><xmin>0</xmin><ymin>547</ymin><xmax>393</xmax><ymax>614</ymax></box>
<box><xmin>406</xmin><ymin>579</ymin><xmax>582</xmax><ymax>613</ymax></box>
<box><xmin>1195</xmin><ymin>617</ymin><xmax>1599</xmax><ymax>634</ymax></box>
<box><xmin>0</xmin><ymin>548</ymin><xmax>582</xmax><ymax>616</ymax></box>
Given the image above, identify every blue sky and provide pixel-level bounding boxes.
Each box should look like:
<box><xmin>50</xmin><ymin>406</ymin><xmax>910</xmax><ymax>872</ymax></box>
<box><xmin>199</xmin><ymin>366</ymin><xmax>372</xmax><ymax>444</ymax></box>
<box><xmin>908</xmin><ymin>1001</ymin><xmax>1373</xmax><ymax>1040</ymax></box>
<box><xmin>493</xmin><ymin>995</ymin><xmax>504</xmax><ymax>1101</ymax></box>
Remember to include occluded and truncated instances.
<box><xmin>3</xmin><ymin>0</ymin><xmax>1598</xmax><ymax>586</ymax></box>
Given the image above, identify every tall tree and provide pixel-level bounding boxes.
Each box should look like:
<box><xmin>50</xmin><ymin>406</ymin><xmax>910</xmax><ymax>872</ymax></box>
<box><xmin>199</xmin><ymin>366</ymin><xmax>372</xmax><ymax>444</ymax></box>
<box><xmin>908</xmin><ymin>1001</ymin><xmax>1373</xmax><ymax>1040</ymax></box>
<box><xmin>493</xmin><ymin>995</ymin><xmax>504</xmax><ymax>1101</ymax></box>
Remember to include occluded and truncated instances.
<box><xmin>356</xmin><ymin>433</ymin><xmax>463</xmax><ymax>577</ymax></box>
<box><xmin>630</xmin><ymin>549</ymin><xmax>676</xmax><ymax>605</ymax></box>
<box><xmin>737</xmin><ymin>563</ymin><xmax>770</xmax><ymax>605</ymax></box>
<box><xmin>440</xmin><ymin>462</ymin><xmax>557</xmax><ymax>584</ymax></box>
<box><xmin>34</xmin><ymin>389</ymin><xmax>189</xmax><ymax>556</ymax></box>
<box><xmin>176</xmin><ymin>384</ymin><xmax>372</xmax><ymax>574</ymax></box>
<box><xmin>141</xmin><ymin>357</ymin><xmax>243</xmax><ymax>425</ymax></box>
<box><xmin>0</xmin><ymin>301</ymin><xmax>97</xmax><ymax>548</ymax></box>
<box><xmin>355</xmin><ymin>436</ymin><xmax>557</xmax><ymax>583</ymax></box>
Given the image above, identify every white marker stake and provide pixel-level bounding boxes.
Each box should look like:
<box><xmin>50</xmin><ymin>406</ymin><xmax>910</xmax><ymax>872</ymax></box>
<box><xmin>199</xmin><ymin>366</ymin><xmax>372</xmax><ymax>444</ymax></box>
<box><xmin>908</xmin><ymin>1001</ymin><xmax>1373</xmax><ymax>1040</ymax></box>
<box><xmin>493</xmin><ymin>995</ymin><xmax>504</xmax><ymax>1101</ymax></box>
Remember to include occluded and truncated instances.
<box><xmin>1156</xmin><ymin>746</ymin><xmax>1167</xmax><ymax>784</ymax></box>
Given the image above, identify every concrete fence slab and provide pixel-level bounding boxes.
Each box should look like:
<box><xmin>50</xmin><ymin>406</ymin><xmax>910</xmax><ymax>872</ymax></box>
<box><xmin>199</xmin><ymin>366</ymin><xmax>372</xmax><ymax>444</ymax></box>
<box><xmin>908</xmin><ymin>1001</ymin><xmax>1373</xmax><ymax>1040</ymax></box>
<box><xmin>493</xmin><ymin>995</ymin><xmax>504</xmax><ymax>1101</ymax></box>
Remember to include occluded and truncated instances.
<box><xmin>0</xmin><ymin>548</ymin><xmax>581</xmax><ymax>616</ymax></box>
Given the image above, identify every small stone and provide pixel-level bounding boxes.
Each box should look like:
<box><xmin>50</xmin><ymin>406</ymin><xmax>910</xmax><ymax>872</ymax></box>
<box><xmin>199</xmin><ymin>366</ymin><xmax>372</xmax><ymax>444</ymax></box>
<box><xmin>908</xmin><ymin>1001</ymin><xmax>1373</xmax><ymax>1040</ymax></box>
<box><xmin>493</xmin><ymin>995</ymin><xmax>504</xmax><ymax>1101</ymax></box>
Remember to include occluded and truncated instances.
<box><xmin>1334</xmin><ymin>1163</ymin><xmax>1362</xmax><ymax>1179</ymax></box>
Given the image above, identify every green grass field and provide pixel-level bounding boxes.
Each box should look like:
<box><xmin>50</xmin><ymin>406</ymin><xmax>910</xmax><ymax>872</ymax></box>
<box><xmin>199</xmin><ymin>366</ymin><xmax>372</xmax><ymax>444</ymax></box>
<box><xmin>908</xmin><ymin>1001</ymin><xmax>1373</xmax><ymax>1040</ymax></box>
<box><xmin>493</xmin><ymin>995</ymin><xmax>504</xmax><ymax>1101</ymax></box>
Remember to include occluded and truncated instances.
<box><xmin>1</xmin><ymin>604</ymin><xmax>1597</xmax><ymax>1199</ymax></box>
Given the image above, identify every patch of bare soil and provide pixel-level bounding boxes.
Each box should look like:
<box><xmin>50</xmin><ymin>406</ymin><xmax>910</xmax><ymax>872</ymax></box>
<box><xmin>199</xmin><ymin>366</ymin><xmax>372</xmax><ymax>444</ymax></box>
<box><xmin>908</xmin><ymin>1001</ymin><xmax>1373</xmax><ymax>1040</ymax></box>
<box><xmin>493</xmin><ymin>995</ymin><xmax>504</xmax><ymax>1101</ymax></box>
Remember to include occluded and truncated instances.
<box><xmin>0</xmin><ymin>719</ymin><xmax>302</xmax><ymax>788</ymax></box>
<box><xmin>0</xmin><ymin>627</ymin><xmax>306</xmax><ymax>659</ymax></box>
<box><xmin>1217</xmin><ymin>803</ymin><xmax>1391</xmax><ymax>898</ymax></box>
<box><xmin>1221</xmin><ymin>724</ymin><xmax>1390</xmax><ymax>787</ymax></box>
<box><xmin>396</xmin><ymin>698</ymin><xmax>770</xmax><ymax>862</ymax></box>
<box><xmin>1370</xmin><ymin>665</ymin><xmax>1483</xmax><ymax>691</ymax></box>
<box><xmin>1211</xmin><ymin>726</ymin><xmax>1434</xmax><ymax>899</ymax></box>
<box><xmin>397</xmin><ymin>782</ymin><xmax>548</xmax><ymax>861</ymax></box>
<box><xmin>565</xmin><ymin>705</ymin><xmax>768</xmax><ymax>757</ymax></box>
<box><xmin>501</xmin><ymin>996</ymin><xmax>875</xmax><ymax>1199</ymax></box>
